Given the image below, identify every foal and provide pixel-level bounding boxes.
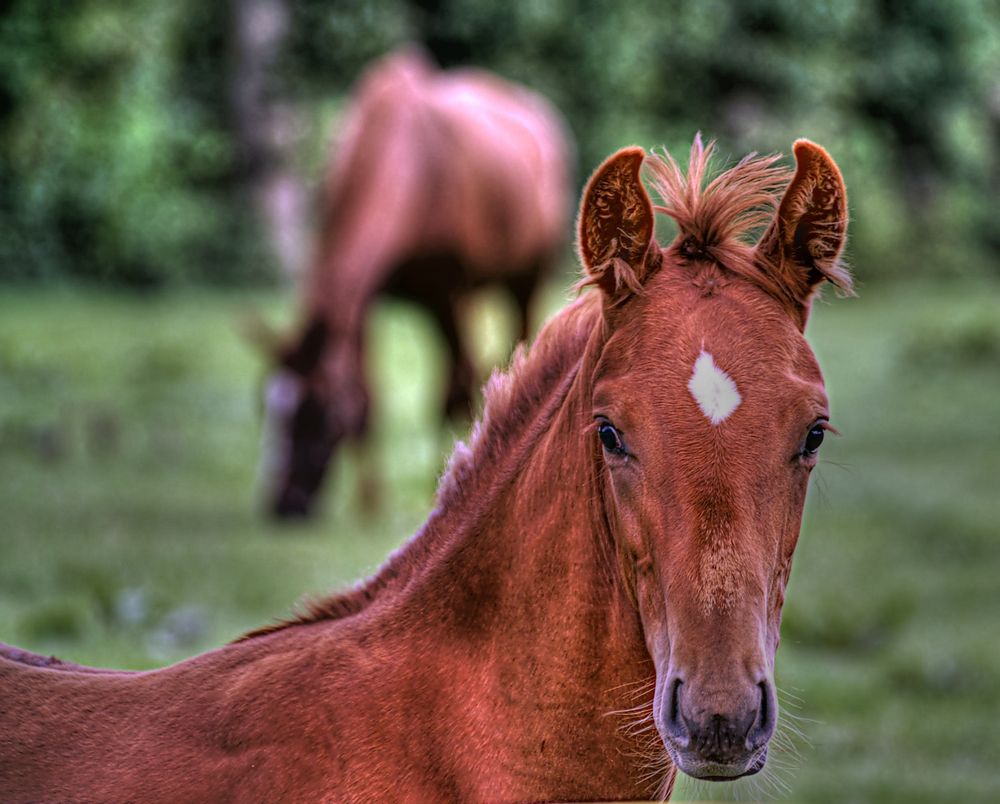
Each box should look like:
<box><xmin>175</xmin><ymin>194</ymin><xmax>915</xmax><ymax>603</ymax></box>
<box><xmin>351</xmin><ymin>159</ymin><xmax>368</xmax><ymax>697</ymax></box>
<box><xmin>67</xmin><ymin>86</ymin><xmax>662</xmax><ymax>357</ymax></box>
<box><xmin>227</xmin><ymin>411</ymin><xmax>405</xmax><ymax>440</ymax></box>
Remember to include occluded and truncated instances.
<box><xmin>0</xmin><ymin>137</ymin><xmax>850</xmax><ymax>802</ymax></box>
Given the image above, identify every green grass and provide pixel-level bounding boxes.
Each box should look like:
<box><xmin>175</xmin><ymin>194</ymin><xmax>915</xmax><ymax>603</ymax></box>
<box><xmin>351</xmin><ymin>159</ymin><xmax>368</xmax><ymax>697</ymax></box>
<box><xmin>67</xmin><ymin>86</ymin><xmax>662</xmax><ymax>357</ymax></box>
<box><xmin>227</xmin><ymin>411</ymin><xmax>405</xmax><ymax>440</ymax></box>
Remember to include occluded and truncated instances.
<box><xmin>1</xmin><ymin>280</ymin><xmax>997</xmax><ymax>801</ymax></box>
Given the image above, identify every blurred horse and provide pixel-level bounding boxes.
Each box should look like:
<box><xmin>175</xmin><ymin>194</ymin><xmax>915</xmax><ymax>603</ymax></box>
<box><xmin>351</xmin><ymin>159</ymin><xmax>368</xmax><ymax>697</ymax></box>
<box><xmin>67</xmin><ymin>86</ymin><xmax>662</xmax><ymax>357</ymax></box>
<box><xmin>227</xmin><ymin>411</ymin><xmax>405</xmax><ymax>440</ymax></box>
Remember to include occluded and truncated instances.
<box><xmin>0</xmin><ymin>137</ymin><xmax>851</xmax><ymax>801</ymax></box>
<box><xmin>259</xmin><ymin>48</ymin><xmax>571</xmax><ymax>517</ymax></box>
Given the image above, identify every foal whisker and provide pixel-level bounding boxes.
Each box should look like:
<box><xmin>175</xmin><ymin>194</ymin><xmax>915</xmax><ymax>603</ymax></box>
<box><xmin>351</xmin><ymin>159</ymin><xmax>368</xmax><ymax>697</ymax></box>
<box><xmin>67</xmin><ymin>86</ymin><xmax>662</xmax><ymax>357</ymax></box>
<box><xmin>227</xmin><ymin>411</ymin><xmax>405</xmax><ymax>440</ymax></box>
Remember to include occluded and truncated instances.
<box><xmin>603</xmin><ymin>679</ymin><xmax>674</xmax><ymax>801</ymax></box>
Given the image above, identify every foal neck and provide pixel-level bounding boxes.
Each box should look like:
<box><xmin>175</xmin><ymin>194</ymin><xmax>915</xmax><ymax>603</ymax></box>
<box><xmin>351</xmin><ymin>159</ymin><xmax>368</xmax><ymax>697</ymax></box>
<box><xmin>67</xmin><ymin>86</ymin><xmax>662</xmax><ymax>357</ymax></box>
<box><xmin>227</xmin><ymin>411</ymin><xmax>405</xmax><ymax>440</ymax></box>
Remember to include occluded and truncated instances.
<box><xmin>376</xmin><ymin>302</ymin><xmax>660</xmax><ymax>798</ymax></box>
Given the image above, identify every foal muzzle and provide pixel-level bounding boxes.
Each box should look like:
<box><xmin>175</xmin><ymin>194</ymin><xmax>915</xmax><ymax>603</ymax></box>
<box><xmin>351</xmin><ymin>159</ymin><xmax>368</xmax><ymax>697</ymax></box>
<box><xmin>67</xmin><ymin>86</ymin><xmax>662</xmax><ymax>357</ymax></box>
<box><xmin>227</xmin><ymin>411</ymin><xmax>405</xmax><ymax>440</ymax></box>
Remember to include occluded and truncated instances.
<box><xmin>658</xmin><ymin>674</ymin><xmax>776</xmax><ymax>780</ymax></box>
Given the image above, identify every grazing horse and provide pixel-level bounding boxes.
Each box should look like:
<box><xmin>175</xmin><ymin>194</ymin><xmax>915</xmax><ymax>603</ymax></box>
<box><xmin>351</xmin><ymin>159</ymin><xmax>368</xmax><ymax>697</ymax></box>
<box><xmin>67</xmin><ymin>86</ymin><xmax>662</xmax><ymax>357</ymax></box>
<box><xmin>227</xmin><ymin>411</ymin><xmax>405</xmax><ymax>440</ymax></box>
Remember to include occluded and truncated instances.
<box><xmin>0</xmin><ymin>137</ymin><xmax>851</xmax><ymax>802</ymax></box>
<box><xmin>261</xmin><ymin>48</ymin><xmax>571</xmax><ymax>517</ymax></box>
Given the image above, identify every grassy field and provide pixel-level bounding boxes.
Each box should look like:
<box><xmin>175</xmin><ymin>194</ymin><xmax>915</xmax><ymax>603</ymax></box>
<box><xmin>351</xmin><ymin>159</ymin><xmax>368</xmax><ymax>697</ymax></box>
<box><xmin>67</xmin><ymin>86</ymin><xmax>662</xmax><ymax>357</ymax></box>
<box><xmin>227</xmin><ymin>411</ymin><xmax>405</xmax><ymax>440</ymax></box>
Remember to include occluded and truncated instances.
<box><xmin>1</xmin><ymin>279</ymin><xmax>998</xmax><ymax>801</ymax></box>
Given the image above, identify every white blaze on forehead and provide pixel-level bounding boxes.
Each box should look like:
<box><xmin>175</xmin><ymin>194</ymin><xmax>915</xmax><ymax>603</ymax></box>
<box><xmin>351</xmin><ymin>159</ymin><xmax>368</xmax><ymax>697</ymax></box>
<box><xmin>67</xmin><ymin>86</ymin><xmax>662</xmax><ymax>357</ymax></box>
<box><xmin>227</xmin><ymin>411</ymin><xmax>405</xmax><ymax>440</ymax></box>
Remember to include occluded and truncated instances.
<box><xmin>688</xmin><ymin>351</ymin><xmax>741</xmax><ymax>425</ymax></box>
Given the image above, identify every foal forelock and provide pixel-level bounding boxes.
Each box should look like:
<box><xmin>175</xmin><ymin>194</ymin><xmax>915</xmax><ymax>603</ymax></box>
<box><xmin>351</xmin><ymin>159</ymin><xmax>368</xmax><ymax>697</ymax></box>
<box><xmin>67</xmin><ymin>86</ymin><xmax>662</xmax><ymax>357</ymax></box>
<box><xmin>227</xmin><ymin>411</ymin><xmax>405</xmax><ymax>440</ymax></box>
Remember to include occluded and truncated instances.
<box><xmin>640</xmin><ymin>137</ymin><xmax>853</xmax><ymax>308</ymax></box>
<box><xmin>646</xmin><ymin>136</ymin><xmax>791</xmax><ymax>249</ymax></box>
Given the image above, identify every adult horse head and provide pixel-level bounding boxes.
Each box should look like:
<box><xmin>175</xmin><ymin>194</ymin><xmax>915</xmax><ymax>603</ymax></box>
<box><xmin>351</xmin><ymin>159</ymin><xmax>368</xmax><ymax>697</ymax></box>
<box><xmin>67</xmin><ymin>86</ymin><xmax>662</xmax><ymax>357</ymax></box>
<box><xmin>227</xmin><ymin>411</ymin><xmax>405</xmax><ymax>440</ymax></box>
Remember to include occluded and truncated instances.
<box><xmin>260</xmin><ymin>49</ymin><xmax>571</xmax><ymax>518</ymax></box>
<box><xmin>260</xmin><ymin>315</ymin><xmax>367</xmax><ymax>518</ymax></box>
<box><xmin>576</xmin><ymin>137</ymin><xmax>851</xmax><ymax>780</ymax></box>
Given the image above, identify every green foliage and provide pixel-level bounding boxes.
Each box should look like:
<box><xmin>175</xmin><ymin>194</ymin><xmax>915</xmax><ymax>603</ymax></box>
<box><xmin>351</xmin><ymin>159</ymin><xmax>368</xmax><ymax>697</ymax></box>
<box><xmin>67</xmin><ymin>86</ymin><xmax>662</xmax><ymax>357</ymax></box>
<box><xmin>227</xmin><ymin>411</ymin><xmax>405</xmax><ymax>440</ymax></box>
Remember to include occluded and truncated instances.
<box><xmin>291</xmin><ymin>0</ymin><xmax>1000</xmax><ymax>286</ymax></box>
<box><xmin>1</xmin><ymin>2</ymin><xmax>999</xmax><ymax>284</ymax></box>
<box><xmin>0</xmin><ymin>0</ymin><xmax>272</xmax><ymax>285</ymax></box>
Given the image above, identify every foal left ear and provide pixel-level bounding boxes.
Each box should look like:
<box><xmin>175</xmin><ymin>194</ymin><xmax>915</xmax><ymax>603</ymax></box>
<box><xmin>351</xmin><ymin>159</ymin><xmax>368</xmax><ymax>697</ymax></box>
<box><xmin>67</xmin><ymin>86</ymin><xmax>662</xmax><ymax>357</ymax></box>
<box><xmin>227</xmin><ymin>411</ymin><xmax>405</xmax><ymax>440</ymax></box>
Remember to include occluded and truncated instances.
<box><xmin>577</xmin><ymin>147</ymin><xmax>657</xmax><ymax>306</ymax></box>
<box><xmin>757</xmin><ymin>140</ymin><xmax>852</xmax><ymax>327</ymax></box>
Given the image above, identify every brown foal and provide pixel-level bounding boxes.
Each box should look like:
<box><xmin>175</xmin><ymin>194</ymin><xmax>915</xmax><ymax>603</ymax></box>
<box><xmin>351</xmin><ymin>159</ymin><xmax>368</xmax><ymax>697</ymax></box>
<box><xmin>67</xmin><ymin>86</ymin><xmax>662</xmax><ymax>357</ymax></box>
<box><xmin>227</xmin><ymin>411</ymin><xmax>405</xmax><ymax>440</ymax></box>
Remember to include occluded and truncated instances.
<box><xmin>1</xmin><ymin>136</ymin><xmax>850</xmax><ymax>802</ymax></box>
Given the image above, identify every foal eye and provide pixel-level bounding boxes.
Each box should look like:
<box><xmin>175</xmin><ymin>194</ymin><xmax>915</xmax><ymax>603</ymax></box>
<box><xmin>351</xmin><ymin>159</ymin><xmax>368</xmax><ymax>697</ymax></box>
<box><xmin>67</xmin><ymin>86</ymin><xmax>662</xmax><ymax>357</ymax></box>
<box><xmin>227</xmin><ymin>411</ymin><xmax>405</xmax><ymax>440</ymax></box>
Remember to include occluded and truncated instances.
<box><xmin>803</xmin><ymin>424</ymin><xmax>825</xmax><ymax>455</ymax></box>
<box><xmin>597</xmin><ymin>422</ymin><xmax>627</xmax><ymax>456</ymax></box>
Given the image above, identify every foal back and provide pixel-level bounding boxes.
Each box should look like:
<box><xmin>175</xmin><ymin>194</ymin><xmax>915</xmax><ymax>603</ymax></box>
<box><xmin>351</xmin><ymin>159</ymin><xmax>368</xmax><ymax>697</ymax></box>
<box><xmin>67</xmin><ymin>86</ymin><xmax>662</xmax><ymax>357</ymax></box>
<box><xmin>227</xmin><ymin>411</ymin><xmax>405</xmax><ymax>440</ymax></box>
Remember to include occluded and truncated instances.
<box><xmin>0</xmin><ymin>637</ymin><xmax>339</xmax><ymax>802</ymax></box>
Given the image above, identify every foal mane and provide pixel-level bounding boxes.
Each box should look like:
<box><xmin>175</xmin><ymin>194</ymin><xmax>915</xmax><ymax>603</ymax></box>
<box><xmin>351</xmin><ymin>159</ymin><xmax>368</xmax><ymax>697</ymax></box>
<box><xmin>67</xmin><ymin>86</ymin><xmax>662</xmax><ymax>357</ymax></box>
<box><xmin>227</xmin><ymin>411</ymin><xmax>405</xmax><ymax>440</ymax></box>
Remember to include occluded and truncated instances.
<box><xmin>435</xmin><ymin>293</ymin><xmax>598</xmax><ymax>508</ymax></box>
<box><xmin>238</xmin><ymin>295</ymin><xmax>599</xmax><ymax>642</ymax></box>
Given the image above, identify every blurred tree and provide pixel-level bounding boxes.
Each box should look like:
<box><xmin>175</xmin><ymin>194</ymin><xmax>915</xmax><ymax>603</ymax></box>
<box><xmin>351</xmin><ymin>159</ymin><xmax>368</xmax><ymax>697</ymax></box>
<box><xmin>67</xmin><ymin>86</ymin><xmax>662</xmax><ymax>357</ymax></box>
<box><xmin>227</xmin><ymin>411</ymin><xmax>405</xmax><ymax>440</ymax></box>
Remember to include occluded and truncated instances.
<box><xmin>0</xmin><ymin>0</ymin><xmax>998</xmax><ymax>284</ymax></box>
<box><xmin>0</xmin><ymin>0</ymin><xmax>273</xmax><ymax>285</ymax></box>
<box><xmin>228</xmin><ymin>0</ymin><xmax>309</xmax><ymax>279</ymax></box>
<box><xmin>847</xmin><ymin>0</ymin><xmax>980</xmax><ymax>209</ymax></box>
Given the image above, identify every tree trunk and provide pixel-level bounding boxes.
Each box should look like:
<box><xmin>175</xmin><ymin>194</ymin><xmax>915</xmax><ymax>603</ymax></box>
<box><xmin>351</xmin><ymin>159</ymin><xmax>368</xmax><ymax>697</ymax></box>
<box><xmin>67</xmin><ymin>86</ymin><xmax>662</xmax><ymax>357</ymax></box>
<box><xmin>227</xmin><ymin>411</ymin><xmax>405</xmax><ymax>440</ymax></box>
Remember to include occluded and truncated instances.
<box><xmin>228</xmin><ymin>0</ymin><xmax>309</xmax><ymax>279</ymax></box>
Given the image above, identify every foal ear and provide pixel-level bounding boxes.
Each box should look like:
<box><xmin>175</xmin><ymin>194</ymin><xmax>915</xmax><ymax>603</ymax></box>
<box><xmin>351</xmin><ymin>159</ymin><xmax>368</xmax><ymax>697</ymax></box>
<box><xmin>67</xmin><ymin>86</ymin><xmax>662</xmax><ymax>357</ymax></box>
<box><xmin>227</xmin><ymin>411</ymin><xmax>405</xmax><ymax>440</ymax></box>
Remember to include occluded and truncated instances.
<box><xmin>757</xmin><ymin>140</ymin><xmax>852</xmax><ymax>323</ymax></box>
<box><xmin>577</xmin><ymin>147</ymin><xmax>657</xmax><ymax>304</ymax></box>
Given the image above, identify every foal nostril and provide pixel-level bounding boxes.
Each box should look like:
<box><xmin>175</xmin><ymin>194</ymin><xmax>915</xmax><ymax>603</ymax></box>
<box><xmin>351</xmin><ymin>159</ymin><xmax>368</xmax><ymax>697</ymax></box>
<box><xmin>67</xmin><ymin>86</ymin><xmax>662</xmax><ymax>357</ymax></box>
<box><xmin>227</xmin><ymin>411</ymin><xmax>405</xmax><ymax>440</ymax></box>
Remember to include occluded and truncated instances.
<box><xmin>747</xmin><ymin>680</ymin><xmax>777</xmax><ymax>751</ymax></box>
<box><xmin>670</xmin><ymin>677</ymin><xmax>681</xmax><ymax>723</ymax></box>
<box><xmin>661</xmin><ymin>677</ymin><xmax>689</xmax><ymax>746</ymax></box>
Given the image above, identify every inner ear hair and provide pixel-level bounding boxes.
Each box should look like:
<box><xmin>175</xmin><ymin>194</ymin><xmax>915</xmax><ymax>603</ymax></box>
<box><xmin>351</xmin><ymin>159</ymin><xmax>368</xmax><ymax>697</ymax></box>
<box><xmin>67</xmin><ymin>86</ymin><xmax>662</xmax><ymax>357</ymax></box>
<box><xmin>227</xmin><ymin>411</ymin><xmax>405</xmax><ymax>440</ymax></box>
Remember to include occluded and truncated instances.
<box><xmin>576</xmin><ymin>147</ymin><xmax>656</xmax><ymax>302</ymax></box>
<box><xmin>758</xmin><ymin>140</ymin><xmax>853</xmax><ymax>306</ymax></box>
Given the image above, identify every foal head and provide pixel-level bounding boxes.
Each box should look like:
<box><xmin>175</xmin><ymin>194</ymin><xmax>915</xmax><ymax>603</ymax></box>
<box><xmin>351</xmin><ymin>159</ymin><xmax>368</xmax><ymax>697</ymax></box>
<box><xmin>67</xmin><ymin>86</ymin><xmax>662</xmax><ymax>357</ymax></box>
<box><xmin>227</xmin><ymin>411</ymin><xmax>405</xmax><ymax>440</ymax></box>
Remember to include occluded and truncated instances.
<box><xmin>578</xmin><ymin>139</ymin><xmax>850</xmax><ymax>780</ymax></box>
<box><xmin>260</xmin><ymin>316</ymin><xmax>368</xmax><ymax>518</ymax></box>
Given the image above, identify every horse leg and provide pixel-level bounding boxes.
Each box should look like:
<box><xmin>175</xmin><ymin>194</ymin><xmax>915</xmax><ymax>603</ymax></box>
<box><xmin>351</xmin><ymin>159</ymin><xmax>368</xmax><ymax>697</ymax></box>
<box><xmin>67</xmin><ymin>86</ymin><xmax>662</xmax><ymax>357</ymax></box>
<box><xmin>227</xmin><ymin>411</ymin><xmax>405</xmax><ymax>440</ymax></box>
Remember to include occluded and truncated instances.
<box><xmin>506</xmin><ymin>259</ymin><xmax>547</xmax><ymax>345</ymax></box>
<box><xmin>428</xmin><ymin>293</ymin><xmax>476</xmax><ymax>421</ymax></box>
<box><xmin>347</xmin><ymin>435</ymin><xmax>380</xmax><ymax>516</ymax></box>
<box><xmin>349</xmin><ymin>386</ymin><xmax>381</xmax><ymax>515</ymax></box>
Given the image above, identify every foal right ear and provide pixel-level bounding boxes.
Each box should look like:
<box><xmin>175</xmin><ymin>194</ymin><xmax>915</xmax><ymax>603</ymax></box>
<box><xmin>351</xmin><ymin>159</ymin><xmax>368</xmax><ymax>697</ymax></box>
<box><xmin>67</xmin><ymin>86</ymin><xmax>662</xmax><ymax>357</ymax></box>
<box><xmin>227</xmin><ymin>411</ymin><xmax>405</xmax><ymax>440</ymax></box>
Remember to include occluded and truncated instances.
<box><xmin>577</xmin><ymin>147</ymin><xmax>657</xmax><ymax>305</ymax></box>
<box><xmin>756</xmin><ymin>140</ymin><xmax>853</xmax><ymax>326</ymax></box>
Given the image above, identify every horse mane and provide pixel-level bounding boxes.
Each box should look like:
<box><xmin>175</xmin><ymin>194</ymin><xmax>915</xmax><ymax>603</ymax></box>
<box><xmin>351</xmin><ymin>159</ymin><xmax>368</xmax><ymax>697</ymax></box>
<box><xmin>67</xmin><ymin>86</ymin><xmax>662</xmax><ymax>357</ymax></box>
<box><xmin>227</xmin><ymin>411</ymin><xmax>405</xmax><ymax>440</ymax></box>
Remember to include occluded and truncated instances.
<box><xmin>237</xmin><ymin>295</ymin><xmax>599</xmax><ymax>642</ymax></box>
<box><xmin>435</xmin><ymin>293</ymin><xmax>597</xmax><ymax>508</ymax></box>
